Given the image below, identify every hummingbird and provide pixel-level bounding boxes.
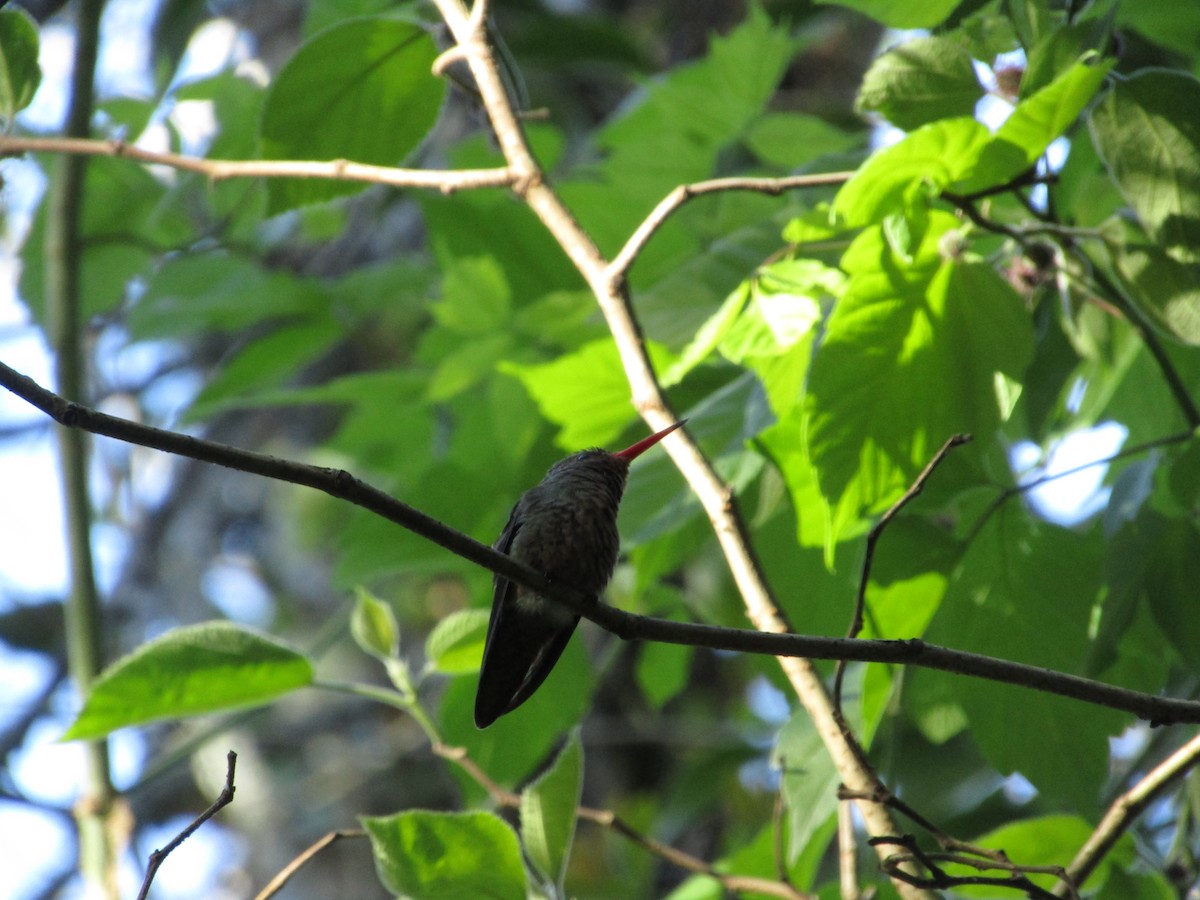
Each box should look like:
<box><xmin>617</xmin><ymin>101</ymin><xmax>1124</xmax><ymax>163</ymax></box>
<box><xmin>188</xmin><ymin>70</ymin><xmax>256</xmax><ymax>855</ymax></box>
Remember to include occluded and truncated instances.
<box><xmin>474</xmin><ymin>420</ymin><xmax>686</xmax><ymax>728</ymax></box>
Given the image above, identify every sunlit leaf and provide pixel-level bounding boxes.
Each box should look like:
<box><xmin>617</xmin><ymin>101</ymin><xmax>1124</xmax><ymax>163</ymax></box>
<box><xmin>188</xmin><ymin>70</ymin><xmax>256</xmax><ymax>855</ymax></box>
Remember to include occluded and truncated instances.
<box><xmin>520</xmin><ymin>728</ymin><xmax>583</xmax><ymax>889</ymax></box>
<box><xmin>363</xmin><ymin>810</ymin><xmax>526</xmax><ymax>900</ymax></box>
<box><xmin>425</xmin><ymin>609</ymin><xmax>489</xmax><ymax>675</ymax></box>
<box><xmin>64</xmin><ymin>623</ymin><xmax>313</xmax><ymax>740</ymax></box>
<box><xmin>500</xmin><ymin>339</ymin><xmax>677</xmax><ymax>451</ymax></box>
<box><xmin>816</xmin><ymin>0</ymin><xmax>960</xmax><ymax>29</ymax></box>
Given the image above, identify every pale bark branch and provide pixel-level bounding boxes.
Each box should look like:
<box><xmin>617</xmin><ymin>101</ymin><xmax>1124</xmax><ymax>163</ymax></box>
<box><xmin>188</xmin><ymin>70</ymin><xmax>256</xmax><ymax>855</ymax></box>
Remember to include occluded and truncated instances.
<box><xmin>608</xmin><ymin>172</ymin><xmax>853</xmax><ymax>278</ymax></box>
<box><xmin>429</xmin><ymin>1</ymin><xmax>932</xmax><ymax>894</ymax></box>
<box><xmin>1058</xmin><ymin>732</ymin><xmax>1200</xmax><ymax>893</ymax></box>
<box><xmin>0</xmin><ymin>135</ymin><xmax>516</xmax><ymax>193</ymax></box>
<box><xmin>252</xmin><ymin>829</ymin><xmax>365</xmax><ymax>900</ymax></box>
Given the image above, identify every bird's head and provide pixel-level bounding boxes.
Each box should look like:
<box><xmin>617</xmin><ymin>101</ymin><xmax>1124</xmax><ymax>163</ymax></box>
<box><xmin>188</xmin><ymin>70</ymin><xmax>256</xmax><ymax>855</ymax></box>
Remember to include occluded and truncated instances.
<box><xmin>542</xmin><ymin>420</ymin><xmax>686</xmax><ymax>485</ymax></box>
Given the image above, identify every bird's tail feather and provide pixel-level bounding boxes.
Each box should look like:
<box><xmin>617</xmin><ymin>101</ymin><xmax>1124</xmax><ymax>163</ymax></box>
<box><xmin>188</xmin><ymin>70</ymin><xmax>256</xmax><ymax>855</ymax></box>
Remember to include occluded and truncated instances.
<box><xmin>474</xmin><ymin>605</ymin><xmax>579</xmax><ymax>728</ymax></box>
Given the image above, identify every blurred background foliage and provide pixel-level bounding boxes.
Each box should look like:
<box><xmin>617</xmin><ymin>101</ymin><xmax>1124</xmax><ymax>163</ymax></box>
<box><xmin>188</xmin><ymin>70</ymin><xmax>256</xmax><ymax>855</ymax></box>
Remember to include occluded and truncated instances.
<box><xmin>3</xmin><ymin>0</ymin><xmax>1200</xmax><ymax>897</ymax></box>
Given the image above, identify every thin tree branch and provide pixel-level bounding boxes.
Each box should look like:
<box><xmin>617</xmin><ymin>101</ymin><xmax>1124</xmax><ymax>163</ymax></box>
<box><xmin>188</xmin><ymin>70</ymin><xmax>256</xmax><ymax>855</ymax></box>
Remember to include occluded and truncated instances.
<box><xmin>7</xmin><ymin>369</ymin><xmax>1200</xmax><ymax>716</ymax></box>
<box><xmin>136</xmin><ymin>751</ymin><xmax>237</xmax><ymax>900</ymax></box>
<box><xmin>967</xmin><ymin>429</ymin><xmax>1195</xmax><ymax>543</ymax></box>
<box><xmin>1084</xmin><ymin>264</ymin><xmax>1200</xmax><ymax>429</ymax></box>
<box><xmin>871</xmin><ymin>835</ymin><xmax>1077</xmax><ymax>899</ymax></box>
<box><xmin>252</xmin><ymin>829</ymin><xmax>365</xmax><ymax>900</ymax></box>
<box><xmin>431</xmin><ymin>743</ymin><xmax>813</xmax><ymax>900</ymax></box>
<box><xmin>1058</xmin><ymin>732</ymin><xmax>1200</xmax><ymax>894</ymax></box>
<box><xmin>834</xmin><ymin>434</ymin><xmax>971</xmax><ymax>715</ymax></box>
<box><xmin>841</xmin><ymin>784</ymin><xmax>1081</xmax><ymax>898</ymax></box>
<box><xmin>0</xmin><ymin>135</ymin><xmax>517</xmax><ymax>193</ymax></box>
<box><xmin>609</xmin><ymin>172</ymin><xmax>853</xmax><ymax>278</ymax></box>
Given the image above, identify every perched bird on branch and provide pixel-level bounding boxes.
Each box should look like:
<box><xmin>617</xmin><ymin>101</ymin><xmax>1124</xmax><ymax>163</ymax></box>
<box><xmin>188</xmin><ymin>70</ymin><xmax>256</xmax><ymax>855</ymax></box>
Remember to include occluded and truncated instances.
<box><xmin>475</xmin><ymin>420</ymin><xmax>686</xmax><ymax>728</ymax></box>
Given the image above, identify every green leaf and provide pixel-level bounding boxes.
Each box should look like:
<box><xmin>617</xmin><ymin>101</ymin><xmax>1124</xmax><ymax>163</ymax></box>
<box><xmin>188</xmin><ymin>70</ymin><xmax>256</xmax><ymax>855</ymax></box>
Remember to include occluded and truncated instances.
<box><xmin>305</xmin><ymin>0</ymin><xmax>419</xmax><ymax>38</ymax></box>
<box><xmin>635</xmin><ymin>638</ymin><xmax>692</xmax><ymax>709</ymax></box>
<box><xmin>362</xmin><ymin>810</ymin><xmax>526</xmax><ymax>900</ymax></box>
<box><xmin>351</xmin><ymin>587</ymin><xmax>399</xmax><ymax>659</ymax></box>
<box><xmin>1142</xmin><ymin>516</ymin><xmax>1200</xmax><ymax>676</ymax></box>
<box><xmin>190</xmin><ymin>318</ymin><xmax>342</xmax><ymax>417</ymax></box>
<box><xmin>856</xmin><ymin>35</ymin><xmax>983</xmax><ymax>131</ymax></box>
<box><xmin>1022</xmin><ymin>15</ymin><xmax>1114</xmax><ymax>98</ymax></box>
<box><xmin>976</xmin><ymin>815</ymin><xmax>1128</xmax><ymax>894</ymax></box>
<box><xmin>772</xmin><ymin>710</ymin><xmax>839</xmax><ymax>864</ymax></box>
<box><xmin>1116</xmin><ymin>244</ymin><xmax>1200</xmax><ymax>345</ymax></box>
<box><xmin>129</xmin><ymin>252</ymin><xmax>326</xmax><ymax>339</ymax></box>
<box><xmin>425</xmin><ymin>608</ymin><xmax>489</xmax><ymax>675</ymax></box>
<box><xmin>1116</xmin><ymin>4</ymin><xmax>1200</xmax><ymax>58</ymax></box>
<box><xmin>260</xmin><ymin>16</ymin><xmax>445</xmax><ymax>212</ymax></box>
<box><xmin>665</xmin><ymin>260</ymin><xmax>834</xmax><ymax>405</ymax></box>
<box><xmin>499</xmin><ymin>339</ymin><xmax>676</xmax><ymax>451</ymax></box>
<box><xmin>0</xmin><ymin>7</ymin><xmax>41</xmax><ymax>124</ymax></box>
<box><xmin>20</xmin><ymin>157</ymin><xmax>191</xmax><ymax>324</ymax></box>
<box><xmin>758</xmin><ymin>415</ymin><xmax>858</xmax><ymax>552</ymax></box>
<box><xmin>433</xmin><ymin>256</ymin><xmax>513</xmax><ymax>335</ymax></box>
<box><xmin>1091</xmin><ymin>70</ymin><xmax>1200</xmax><ymax>257</ymax></box>
<box><xmin>782</xmin><ymin>203</ymin><xmax>850</xmax><ymax>244</ymax></box>
<box><xmin>922</xmin><ymin>513</ymin><xmax>1123</xmax><ymax>811</ymax></box>
<box><xmin>805</xmin><ymin>212</ymin><xmax>1032</xmax><ymax>516</ymax></box>
<box><xmin>173</xmin><ymin>73</ymin><xmax>266</xmax><ymax>228</ymax></box>
<box><xmin>834</xmin><ymin>118</ymin><xmax>997</xmax><ymax>226</ymax></box>
<box><xmin>520</xmin><ymin>728</ymin><xmax>583</xmax><ymax>890</ymax></box>
<box><xmin>63</xmin><ymin>622</ymin><xmax>313</xmax><ymax>740</ymax></box>
<box><xmin>596</xmin><ymin>5</ymin><xmax>798</xmax><ymax>201</ymax></box>
<box><xmin>438</xmin><ymin>641</ymin><xmax>594</xmax><ymax>787</ymax></box>
<box><xmin>815</xmin><ymin>0</ymin><xmax>960</xmax><ymax>29</ymax></box>
<box><xmin>865</xmin><ymin>516</ymin><xmax>957</xmax><ymax>641</ymax></box>
<box><xmin>426</xmin><ymin>332</ymin><xmax>514</xmax><ymax>402</ymax></box>
<box><xmin>663</xmin><ymin>283</ymin><xmax>752</xmax><ymax>386</ymax></box>
<box><xmin>986</xmin><ymin>57</ymin><xmax>1113</xmax><ymax>174</ymax></box>
<box><xmin>744</xmin><ymin>112</ymin><xmax>856</xmax><ymax>167</ymax></box>
<box><xmin>840</xmin><ymin>59</ymin><xmax>1112</xmax><ymax>218</ymax></box>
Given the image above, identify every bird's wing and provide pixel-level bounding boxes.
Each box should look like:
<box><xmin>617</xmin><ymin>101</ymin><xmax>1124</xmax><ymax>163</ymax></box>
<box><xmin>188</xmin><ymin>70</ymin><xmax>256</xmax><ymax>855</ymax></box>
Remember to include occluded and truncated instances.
<box><xmin>474</xmin><ymin>607</ymin><xmax>576</xmax><ymax>728</ymax></box>
<box><xmin>474</xmin><ymin>503</ymin><xmax>579</xmax><ymax>728</ymax></box>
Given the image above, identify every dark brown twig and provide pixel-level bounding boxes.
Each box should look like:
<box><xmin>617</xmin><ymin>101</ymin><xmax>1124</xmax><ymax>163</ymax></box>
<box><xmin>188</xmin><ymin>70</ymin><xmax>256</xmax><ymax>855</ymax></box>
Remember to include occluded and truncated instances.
<box><xmin>3</xmin><ymin>360</ymin><xmax>1200</xmax><ymax>724</ymax></box>
<box><xmin>834</xmin><ymin>434</ymin><xmax>972</xmax><ymax>716</ymax></box>
<box><xmin>966</xmin><ymin>429</ymin><xmax>1195</xmax><ymax>544</ymax></box>
<box><xmin>136</xmin><ymin>751</ymin><xmax>237</xmax><ymax>900</ymax></box>
<box><xmin>870</xmin><ymin>834</ymin><xmax>1077</xmax><ymax>899</ymax></box>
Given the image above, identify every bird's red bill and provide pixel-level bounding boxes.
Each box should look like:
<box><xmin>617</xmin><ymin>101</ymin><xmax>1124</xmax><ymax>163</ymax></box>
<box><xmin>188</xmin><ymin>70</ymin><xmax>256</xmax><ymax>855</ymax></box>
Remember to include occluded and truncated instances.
<box><xmin>614</xmin><ymin>419</ymin><xmax>686</xmax><ymax>461</ymax></box>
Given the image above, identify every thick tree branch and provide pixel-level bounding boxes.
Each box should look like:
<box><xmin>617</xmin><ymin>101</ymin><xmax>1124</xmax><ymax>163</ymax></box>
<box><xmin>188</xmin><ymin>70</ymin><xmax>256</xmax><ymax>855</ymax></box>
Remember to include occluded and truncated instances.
<box><xmin>429</xmin><ymin>3</ymin><xmax>929</xmax><ymax>894</ymax></box>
